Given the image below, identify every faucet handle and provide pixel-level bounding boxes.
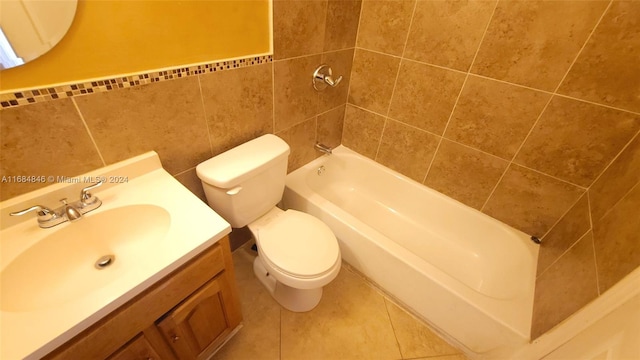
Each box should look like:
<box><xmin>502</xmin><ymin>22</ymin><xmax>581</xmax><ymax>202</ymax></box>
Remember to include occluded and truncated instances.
<box><xmin>10</xmin><ymin>205</ymin><xmax>55</xmax><ymax>221</ymax></box>
<box><xmin>80</xmin><ymin>180</ymin><xmax>103</xmax><ymax>205</ymax></box>
<box><xmin>324</xmin><ymin>75</ymin><xmax>342</xmax><ymax>87</ymax></box>
<box><xmin>313</xmin><ymin>64</ymin><xmax>343</xmax><ymax>91</ymax></box>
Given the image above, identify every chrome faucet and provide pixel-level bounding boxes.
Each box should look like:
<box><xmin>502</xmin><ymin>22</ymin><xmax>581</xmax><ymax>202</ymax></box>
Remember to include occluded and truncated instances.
<box><xmin>314</xmin><ymin>143</ymin><xmax>333</xmax><ymax>155</ymax></box>
<box><xmin>10</xmin><ymin>180</ymin><xmax>103</xmax><ymax>228</ymax></box>
<box><xmin>60</xmin><ymin>198</ymin><xmax>83</xmax><ymax>222</ymax></box>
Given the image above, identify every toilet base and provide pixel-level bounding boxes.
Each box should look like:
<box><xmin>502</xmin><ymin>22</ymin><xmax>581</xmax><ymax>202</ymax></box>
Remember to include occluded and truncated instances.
<box><xmin>253</xmin><ymin>257</ymin><xmax>322</xmax><ymax>312</ymax></box>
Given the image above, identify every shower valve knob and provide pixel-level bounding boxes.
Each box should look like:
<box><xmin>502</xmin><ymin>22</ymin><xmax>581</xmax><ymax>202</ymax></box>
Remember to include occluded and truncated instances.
<box><xmin>313</xmin><ymin>64</ymin><xmax>343</xmax><ymax>91</ymax></box>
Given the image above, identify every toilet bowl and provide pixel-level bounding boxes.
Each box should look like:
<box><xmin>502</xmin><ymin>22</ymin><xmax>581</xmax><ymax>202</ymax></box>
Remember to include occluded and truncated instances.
<box><xmin>249</xmin><ymin>207</ymin><xmax>340</xmax><ymax>312</ymax></box>
<box><xmin>196</xmin><ymin>134</ymin><xmax>341</xmax><ymax>312</ymax></box>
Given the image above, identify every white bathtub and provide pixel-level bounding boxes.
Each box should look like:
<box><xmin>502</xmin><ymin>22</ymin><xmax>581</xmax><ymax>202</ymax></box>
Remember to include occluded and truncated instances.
<box><xmin>283</xmin><ymin>145</ymin><xmax>538</xmax><ymax>356</ymax></box>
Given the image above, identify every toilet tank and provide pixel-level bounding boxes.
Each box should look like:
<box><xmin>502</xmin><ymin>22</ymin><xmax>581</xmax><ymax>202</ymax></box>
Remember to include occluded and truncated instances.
<box><xmin>196</xmin><ymin>134</ymin><xmax>290</xmax><ymax>228</ymax></box>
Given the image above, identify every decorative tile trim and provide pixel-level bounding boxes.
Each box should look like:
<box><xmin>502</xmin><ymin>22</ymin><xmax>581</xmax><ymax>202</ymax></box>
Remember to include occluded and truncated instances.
<box><xmin>0</xmin><ymin>55</ymin><xmax>272</xmax><ymax>109</ymax></box>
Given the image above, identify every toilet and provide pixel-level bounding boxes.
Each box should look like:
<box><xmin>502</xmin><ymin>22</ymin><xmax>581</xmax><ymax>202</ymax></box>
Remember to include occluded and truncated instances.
<box><xmin>196</xmin><ymin>134</ymin><xmax>341</xmax><ymax>312</ymax></box>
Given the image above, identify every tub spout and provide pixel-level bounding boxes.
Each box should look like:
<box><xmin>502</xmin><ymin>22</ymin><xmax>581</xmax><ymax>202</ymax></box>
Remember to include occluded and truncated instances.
<box><xmin>314</xmin><ymin>143</ymin><xmax>332</xmax><ymax>155</ymax></box>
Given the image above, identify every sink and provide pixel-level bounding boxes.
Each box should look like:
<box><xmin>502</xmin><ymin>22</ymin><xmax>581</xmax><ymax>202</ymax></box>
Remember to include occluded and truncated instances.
<box><xmin>1</xmin><ymin>205</ymin><xmax>170</xmax><ymax>312</ymax></box>
<box><xmin>0</xmin><ymin>151</ymin><xmax>231</xmax><ymax>360</ymax></box>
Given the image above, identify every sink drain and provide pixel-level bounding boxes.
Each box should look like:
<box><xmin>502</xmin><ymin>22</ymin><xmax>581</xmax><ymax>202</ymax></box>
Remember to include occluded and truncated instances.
<box><xmin>95</xmin><ymin>255</ymin><xmax>115</xmax><ymax>269</ymax></box>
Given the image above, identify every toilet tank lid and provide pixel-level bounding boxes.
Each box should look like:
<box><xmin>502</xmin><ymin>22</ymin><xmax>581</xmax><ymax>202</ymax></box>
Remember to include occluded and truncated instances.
<box><xmin>196</xmin><ymin>134</ymin><xmax>290</xmax><ymax>188</ymax></box>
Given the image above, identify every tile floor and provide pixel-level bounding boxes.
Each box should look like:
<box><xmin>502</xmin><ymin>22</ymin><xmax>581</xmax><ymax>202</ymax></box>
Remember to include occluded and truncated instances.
<box><xmin>212</xmin><ymin>243</ymin><xmax>469</xmax><ymax>360</ymax></box>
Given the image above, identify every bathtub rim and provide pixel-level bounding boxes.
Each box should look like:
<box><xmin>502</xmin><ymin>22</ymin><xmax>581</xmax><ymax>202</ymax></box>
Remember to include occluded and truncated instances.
<box><xmin>302</xmin><ymin>145</ymin><xmax>537</xmax><ymax>300</ymax></box>
<box><xmin>284</xmin><ymin>145</ymin><xmax>539</xmax><ymax>350</ymax></box>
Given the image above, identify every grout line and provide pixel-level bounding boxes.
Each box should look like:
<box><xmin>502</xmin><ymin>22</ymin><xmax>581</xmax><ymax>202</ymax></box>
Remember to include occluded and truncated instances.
<box><xmin>353</xmin><ymin>46</ymin><xmax>403</xmax><ymax>61</ymax></box>
<box><xmin>373</xmin><ymin>0</ymin><xmax>418</xmax><ymax>165</ymax></box>
<box><xmin>342</xmin><ymin>0</ymin><xmax>366</xmax><ymax>146</ymax></box>
<box><xmin>317</xmin><ymin>103</ymin><xmax>347</xmax><ymax>118</ymax></box>
<box><xmin>536</xmin><ymin>228</ymin><xmax>592</xmax><ymax>279</ymax></box>
<box><xmin>404</xmin><ymin>0</ymin><xmax>436</xmax><ymax>184</ymax></box>
<box><xmin>434</xmin><ymin>0</ymin><xmax>500</xmax><ymax>139</ymax></box>
<box><xmin>593</xmin><ymin>178</ymin><xmax>640</xmax><ymax>224</ymax></box>
<box><xmin>353</xmin><ymin>0</ymin><xmax>365</xmax><ymax>52</ymax></box>
<box><xmin>464</xmin><ymin>0</ymin><xmax>499</xmax><ymax>76</ymax></box>
<box><xmin>71</xmin><ymin>98</ymin><xmax>106</xmax><ymax>166</ymax></box>
<box><xmin>400</xmin><ymin>0</ymin><xmax>419</xmax><ymax>60</ymax></box>
<box><xmin>421</xmin><ymin>138</ymin><xmax>439</xmax><ymax>184</ymax></box>
<box><xmin>271</xmin><ymin>62</ymin><xmax>276</xmax><ymax>134</ymax></box>
<box><xmin>539</xmin><ymin>192</ymin><xmax>587</xmax><ymax>241</ymax></box>
<box><xmin>480</xmin><ymin>95</ymin><xmax>554</xmax><ymax>212</ymax></box>
<box><xmin>373</xmin><ymin>118</ymin><xmax>389</xmax><ymax>161</ymax></box>
<box><xmin>552</xmin><ymin>0</ymin><xmax>614</xmax><ymax>94</ymax></box>
<box><xmin>479</xmin><ymin>163</ymin><xmax>509</xmax><ymax>213</ymax></box>
<box><xmin>591</xmin><ymin>236</ymin><xmax>602</xmax><ymax>297</ymax></box>
<box><xmin>314</xmin><ymin>114</ymin><xmax>318</xmax><ymax>144</ymax></box>
<box><xmin>553</xmin><ymin>92</ymin><xmax>640</xmax><ymax>117</ymax></box>
<box><xmin>382</xmin><ymin>297</ymin><xmax>404</xmax><ymax>359</ymax></box>
<box><xmin>384</xmin><ymin>0</ymin><xmax>419</xmax><ymax>106</ymax></box>
<box><xmin>515</xmin><ymin>162</ymin><xmax>589</xmax><ymax>190</ymax></box>
<box><xmin>586</xmin><ymin>129</ymin><xmax>640</xmax><ymax>193</ymax></box>
<box><xmin>439</xmin><ymin>137</ymin><xmax>508</xmax><ymax>163</ymax></box>
<box><xmin>343</xmin><ymin>54</ymin><xmax>358</xmax><ymax>145</ymax></box>
<box><xmin>404</xmin><ymin>57</ymin><xmax>468</xmax><ymax>76</ymax></box>
<box><xmin>472</xmin><ymin>68</ymin><xmax>639</xmax><ymax>117</ymax></box>
<box><xmin>586</xmin><ymin>192</ymin><xmax>602</xmax><ymax>296</ymax></box>
<box><xmin>422</xmin><ymin>75</ymin><xmax>468</xmax><ymax>184</ymax></box>
<box><xmin>349</xmin><ymin>2</ymin><xmax>635</xmax><ymax>194</ymax></box>
<box><xmin>276</xmin><ymin>114</ymin><xmax>319</xmax><ymax>135</ymax></box>
<box><xmin>468</xmin><ymin>72</ymin><xmax>554</xmax><ymax>96</ymax></box>
<box><xmin>173</xmin><ymin>166</ymin><xmax>196</xmax><ymax>177</ymax></box>
<box><xmin>347</xmin><ymin>103</ymin><xmax>464</xmax><ymax>146</ymax></box>
<box><xmin>586</xmin><ymin>191</ymin><xmax>595</xmax><ymax>230</ymax></box>
<box><xmin>538</xmin><ymin>180</ymin><xmax>637</xmax><ymax>281</ymax></box>
<box><xmin>479</xmin><ymin>149</ymin><xmax>592</xmax><ymax>217</ymax></box>
<box><xmin>347</xmin><ymin>102</ymin><xmax>387</xmax><ymax>120</ymax></box>
<box><xmin>340</xmin><ymin>104</ymin><xmax>348</xmax><ymax>146</ymax></box>
<box><xmin>424</xmin><ymin>0</ymin><xmax>500</xmax><ymax>185</ymax></box>
<box><xmin>347</xmin><ymin>101</ymin><xmax>590</xmax><ymax>191</ymax></box>
<box><xmin>438</xmin><ymin>75</ymin><xmax>470</xmax><ymax>138</ymax></box>
<box><xmin>503</xmin><ymin>1</ymin><xmax>613</xmax><ymax>212</ymax></box>
<box><xmin>341</xmin><ymin>262</ymin><xmax>465</xmax><ymax>357</ymax></box>
<box><xmin>353</xmin><ymin>46</ymin><xmax>640</xmax><ymax>118</ymax></box>
<box><xmin>272</xmin><ymin>47</ymin><xmax>352</xmax><ymax>63</ymax></box>
<box><xmin>196</xmin><ymin>75</ymin><xmax>215</xmax><ymax>156</ymax></box>
<box><xmin>473</xmin><ymin>1</ymin><xmax>518</xmax><ymax>212</ymax></box>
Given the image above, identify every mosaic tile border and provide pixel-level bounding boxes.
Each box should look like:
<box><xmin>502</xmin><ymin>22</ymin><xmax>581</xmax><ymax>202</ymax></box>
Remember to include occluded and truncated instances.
<box><xmin>0</xmin><ymin>55</ymin><xmax>272</xmax><ymax>109</ymax></box>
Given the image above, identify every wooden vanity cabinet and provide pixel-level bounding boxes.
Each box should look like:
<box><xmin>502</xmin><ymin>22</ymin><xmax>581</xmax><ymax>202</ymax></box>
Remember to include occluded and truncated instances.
<box><xmin>157</xmin><ymin>271</ymin><xmax>237</xmax><ymax>359</ymax></box>
<box><xmin>44</xmin><ymin>236</ymin><xmax>242</xmax><ymax>360</ymax></box>
<box><xmin>107</xmin><ymin>333</ymin><xmax>165</xmax><ymax>360</ymax></box>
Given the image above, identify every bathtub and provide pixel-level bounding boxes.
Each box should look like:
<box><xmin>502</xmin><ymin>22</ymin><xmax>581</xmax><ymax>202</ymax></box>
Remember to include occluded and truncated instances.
<box><xmin>283</xmin><ymin>145</ymin><xmax>538</xmax><ymax>356</ymax></box>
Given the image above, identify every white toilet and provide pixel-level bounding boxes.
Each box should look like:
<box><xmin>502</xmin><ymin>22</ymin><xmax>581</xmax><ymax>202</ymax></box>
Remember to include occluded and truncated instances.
<box><xmin>196</xmin><ymin>134</ymin><xmax>341</xmax><ymax>312</ymax></box>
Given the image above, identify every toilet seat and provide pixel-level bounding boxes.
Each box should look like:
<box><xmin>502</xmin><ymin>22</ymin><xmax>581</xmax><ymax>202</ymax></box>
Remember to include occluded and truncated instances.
<box><xmin>252</xmin><ymin>209</ymin><xmax>340</xmax><ymax>280</ymax></box>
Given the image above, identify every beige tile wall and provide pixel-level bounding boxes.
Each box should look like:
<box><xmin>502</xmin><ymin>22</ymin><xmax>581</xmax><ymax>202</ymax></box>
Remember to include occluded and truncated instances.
<box><xmin>0</xmin><ymin>0</ymin><xmax>362</xmax><ymax>203</ymax></box>
<box><xmin>271</xmin><ymin>0</ymin><xmax>360</xmax><ymax>168</ymax></box>
<box><xmin>343</xmin><ymin>0</ymin><xmax>640</xmax><ymax>339</ymax></box>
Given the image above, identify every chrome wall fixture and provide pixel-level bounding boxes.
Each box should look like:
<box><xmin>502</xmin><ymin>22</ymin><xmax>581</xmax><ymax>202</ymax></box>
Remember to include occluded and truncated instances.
<box><xmin>312</xmin><ymin>64</ymin><xmax>343</xmax><ymax>91</ymax></box>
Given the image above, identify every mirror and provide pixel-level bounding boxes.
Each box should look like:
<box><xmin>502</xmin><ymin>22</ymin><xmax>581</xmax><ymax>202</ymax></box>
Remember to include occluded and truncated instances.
<box><xmin>0</xmin><ymin>0</ymin><xmax>77</xmax><ymax>70</ymax></box>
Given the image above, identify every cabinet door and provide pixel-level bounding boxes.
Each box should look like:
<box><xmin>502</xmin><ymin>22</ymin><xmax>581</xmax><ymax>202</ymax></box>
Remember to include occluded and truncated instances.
<box><xmin>108</xmin><ymin>334</ymin><xmax>161</xmax><ymax>360</ymax></box>
<box><xmin>157</xmin><ymin>273</ymin><xmax>235</xmax><ymax>360</ymax></box>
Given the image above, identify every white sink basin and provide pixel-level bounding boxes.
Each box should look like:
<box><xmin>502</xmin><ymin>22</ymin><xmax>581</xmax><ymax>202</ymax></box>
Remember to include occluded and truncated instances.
<box><xmin>0</xmin><ymin>152</ymin><xmax>231</xmax><ymax>360</ymax></box>
<box><xmin>1</xmin><ymin>205</ymin><xmax>170</xmax><ymax>312</ymax></box>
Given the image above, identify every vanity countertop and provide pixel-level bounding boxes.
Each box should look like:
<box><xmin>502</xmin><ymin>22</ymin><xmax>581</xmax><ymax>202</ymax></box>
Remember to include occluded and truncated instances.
<box><xmin>0</xmin><ymin>152</ymin><xmax>231</xmax><ymax>360</ymax></box>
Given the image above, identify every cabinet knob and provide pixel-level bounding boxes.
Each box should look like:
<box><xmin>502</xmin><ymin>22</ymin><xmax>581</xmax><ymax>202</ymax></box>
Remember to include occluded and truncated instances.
<box><xmin>172</xmin><ymin>334</ymin><xmax>180</xmax><ymax>342</ymax></box>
